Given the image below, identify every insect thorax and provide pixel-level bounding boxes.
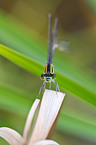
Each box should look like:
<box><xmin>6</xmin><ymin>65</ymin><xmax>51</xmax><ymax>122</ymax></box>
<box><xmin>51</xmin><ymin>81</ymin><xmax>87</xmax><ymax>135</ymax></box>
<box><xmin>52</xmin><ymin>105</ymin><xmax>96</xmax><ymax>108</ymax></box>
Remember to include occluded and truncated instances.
<box><xmin>44</xmin><ymin>63</ymin><xmax>54</xmax><ymax>74</ymax></box>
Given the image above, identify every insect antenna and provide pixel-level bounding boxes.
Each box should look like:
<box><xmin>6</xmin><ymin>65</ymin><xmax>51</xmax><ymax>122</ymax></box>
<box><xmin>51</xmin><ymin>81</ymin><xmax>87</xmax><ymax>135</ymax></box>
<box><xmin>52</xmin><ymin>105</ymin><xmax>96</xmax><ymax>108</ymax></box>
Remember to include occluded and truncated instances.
<box><xmin>48</xmin><ymin>14</ymin><xmax>52</xmax><ymax>64</ymax></box>
<box><xmin>50</xmin><ymin>17</ymin><xmax>58</xmax><ymax>64</ymax></box>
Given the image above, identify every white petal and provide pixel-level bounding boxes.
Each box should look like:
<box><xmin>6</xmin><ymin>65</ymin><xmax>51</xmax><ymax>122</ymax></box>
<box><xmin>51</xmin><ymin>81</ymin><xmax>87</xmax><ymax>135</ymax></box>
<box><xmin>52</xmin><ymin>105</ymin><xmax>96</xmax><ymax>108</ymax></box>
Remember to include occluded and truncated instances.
<box><xmin>29</xmin><ymin>89</ymin><xmax>65</xmax><ymax>144</ymax></box>
<box><xmin>0</xmin><ymin>127</ymin><xmax>23</xmax><ymax>145</ymax></box>
<box><xmin>23</xmin><ymin>99</ymin><xmax>40</xmax><ymax>144</ymax></box>
<box><xmin>33</xmin><ymin>140</ymin><xmax>59</xmax><ymax>145</ymax></box>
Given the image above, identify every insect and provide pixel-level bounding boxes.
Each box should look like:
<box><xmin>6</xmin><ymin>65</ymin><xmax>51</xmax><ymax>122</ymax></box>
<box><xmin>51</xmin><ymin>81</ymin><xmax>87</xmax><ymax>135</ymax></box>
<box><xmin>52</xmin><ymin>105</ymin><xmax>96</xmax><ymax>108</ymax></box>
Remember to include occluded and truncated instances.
<box><xmin>39</xmin><ymin>14</ymin><xmax>69</xmax><ymax>95</ymax></box>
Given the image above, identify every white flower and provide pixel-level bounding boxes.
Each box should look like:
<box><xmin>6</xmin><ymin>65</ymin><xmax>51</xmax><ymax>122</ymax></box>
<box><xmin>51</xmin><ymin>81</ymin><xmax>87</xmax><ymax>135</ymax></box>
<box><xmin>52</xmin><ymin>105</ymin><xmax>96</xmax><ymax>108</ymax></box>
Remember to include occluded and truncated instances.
<box><xmin>0</xmin><ymin>89</ymin><xmax>65</xmax><ymax>145</ymax></box>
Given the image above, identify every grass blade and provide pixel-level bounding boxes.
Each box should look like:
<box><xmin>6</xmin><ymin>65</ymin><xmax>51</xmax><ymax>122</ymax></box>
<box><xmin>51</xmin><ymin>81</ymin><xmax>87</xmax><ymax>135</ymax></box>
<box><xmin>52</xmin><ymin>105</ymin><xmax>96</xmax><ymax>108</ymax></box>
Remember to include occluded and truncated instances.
<box><xmin>0</xmin><ymin>44</ymin><xmax>96</xmax><ymax>106</ymax></box>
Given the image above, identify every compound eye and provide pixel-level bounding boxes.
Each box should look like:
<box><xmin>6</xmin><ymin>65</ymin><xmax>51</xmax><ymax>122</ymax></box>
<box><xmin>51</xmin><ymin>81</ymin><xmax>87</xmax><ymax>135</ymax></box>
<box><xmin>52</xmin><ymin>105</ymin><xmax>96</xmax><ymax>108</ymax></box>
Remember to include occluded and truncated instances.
<box><xmin>52</xmin><ymin>74</ymin><xmax>56</xmax><ymax>78</ymax></box>
<box><xmin>41</xmin><ymin>74</ymin><xmax>44</xmax><ymax>78</ymax></box>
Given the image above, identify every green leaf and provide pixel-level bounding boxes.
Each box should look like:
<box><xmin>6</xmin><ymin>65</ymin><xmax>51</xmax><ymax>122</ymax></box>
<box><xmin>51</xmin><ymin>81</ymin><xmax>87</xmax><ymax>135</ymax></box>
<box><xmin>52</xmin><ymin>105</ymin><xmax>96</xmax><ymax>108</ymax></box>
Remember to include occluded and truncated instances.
<box><xmin>0</xmin><ymin>83</ymin><xmax>33</xmax><ymax>115</ymax></box>
<box><xmin>0</xmin><ymin>44</ymin><xmax>43</xmax><ymax>77</ymax></box>
<box><xmin>0</xmin><ymin>44</ymin><xmax>96</xmax><ymax>106</ymax></box>
<box><xmin>58</xmin><ymin>112</ymin><xmax>96</xmax><ymax>142</ymax></box>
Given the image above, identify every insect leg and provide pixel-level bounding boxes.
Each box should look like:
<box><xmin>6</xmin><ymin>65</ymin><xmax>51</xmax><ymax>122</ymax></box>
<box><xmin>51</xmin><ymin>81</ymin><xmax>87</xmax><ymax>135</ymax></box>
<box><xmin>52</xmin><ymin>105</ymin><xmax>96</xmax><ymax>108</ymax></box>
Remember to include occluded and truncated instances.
<box><xmin>52</xmin><ymin>80</ymin><xmax>60</xmax><ymax>92</ymax></box>
<box><xmin>38</xmin><ymin>81</ymin><xmax>45</xmax><ymax>97</ymax></box>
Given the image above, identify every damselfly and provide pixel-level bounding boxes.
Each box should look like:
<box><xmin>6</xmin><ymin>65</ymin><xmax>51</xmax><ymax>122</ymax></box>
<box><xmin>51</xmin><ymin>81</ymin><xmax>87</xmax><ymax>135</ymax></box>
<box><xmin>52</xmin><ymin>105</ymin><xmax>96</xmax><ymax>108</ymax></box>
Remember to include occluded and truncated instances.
<box><xmin>39</xmin><ymin>14</ymin><xmax>69</xmax><ymax>95</ymax></box>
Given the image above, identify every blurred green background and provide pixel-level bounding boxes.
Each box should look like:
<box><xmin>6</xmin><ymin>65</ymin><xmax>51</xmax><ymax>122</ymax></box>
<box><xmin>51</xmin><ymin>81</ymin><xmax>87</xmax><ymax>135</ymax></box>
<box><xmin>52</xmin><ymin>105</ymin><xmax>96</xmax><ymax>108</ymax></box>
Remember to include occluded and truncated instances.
<box><xmin>0</xmin><ymin>0</ymin><xmax>96</xmax><ymax>145</ymax></box>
